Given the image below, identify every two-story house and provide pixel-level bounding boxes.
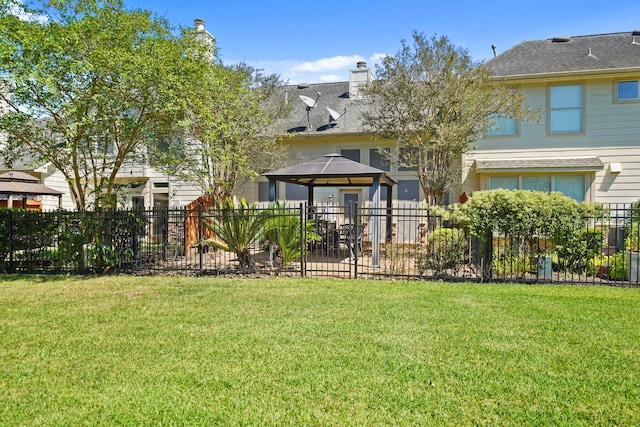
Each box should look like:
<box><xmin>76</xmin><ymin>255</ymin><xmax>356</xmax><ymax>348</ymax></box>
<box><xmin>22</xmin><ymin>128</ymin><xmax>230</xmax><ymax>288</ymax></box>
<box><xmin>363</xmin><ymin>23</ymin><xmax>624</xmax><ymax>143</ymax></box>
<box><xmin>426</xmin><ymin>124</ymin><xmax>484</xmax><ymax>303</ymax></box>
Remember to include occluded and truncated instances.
<box><xmin>7</xmin><ymin>29</ymin><xmax>639</xmax><ymax>211</ymax></box>
<box><xmin>249</xmin><ymin>61</ymin><xmax>424</xmax><ymax>208</ymax></box>
<box><xmin>252</xmin><ymin>31</ymin><xmax>640</xmax><ymax>208</ymax></box>
<box><xmin>463</xmin><ymin>31</ymin><xmax>640</xmax><ymax>204</ymax></box>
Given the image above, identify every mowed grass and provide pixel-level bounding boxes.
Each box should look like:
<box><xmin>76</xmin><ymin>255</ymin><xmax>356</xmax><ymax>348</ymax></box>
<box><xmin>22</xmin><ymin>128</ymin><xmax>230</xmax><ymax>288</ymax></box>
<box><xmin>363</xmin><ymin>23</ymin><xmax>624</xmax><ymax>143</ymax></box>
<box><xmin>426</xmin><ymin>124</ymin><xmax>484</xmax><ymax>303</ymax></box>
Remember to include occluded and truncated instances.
<box><xmin>0</xmin><ymin>276</ymin><xmax>639</xmax><ymax>426</ymax></box>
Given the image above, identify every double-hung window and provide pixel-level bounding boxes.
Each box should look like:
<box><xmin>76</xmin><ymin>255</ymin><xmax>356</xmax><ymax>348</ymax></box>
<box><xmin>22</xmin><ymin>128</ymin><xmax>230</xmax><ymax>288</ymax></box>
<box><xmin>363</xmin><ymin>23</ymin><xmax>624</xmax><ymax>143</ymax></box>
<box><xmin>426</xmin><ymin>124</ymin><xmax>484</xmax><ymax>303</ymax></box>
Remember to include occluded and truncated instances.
<box><xmin>549</xmin><ymin>84</ymin><xmax>583</xmax><ymax>134</ymax></box>
<box><xmin>369</xmin><ymin>148</ymin><xmax>390</xmax><ymax>171</ymax></box>
<box><xmin>487</xmin><ymin>115</ymin><xmax>518</xmax><ymax>136</ymax></box>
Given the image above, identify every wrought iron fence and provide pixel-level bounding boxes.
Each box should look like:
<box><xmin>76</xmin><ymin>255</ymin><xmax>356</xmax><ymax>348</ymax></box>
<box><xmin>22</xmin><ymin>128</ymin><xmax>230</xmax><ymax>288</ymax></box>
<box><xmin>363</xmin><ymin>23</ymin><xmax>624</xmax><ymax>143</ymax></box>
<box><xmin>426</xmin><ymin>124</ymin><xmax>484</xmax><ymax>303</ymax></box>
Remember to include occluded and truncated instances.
<box><xmin>0</xmin><ymin>203</ymin><xmax>639</xmax><ymax>286</ymax></box>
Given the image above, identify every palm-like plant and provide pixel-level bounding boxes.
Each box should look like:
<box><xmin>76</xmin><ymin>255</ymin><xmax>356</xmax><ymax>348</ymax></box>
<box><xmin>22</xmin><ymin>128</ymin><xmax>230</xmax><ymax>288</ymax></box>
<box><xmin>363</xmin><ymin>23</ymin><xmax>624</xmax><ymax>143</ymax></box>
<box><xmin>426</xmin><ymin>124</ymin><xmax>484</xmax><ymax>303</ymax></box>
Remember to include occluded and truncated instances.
<box><xmin>263</xmin><ymin>202</ymin><xmax>320</xmax><ymax>265</ymax></box>
<box><xmin>204</xmin><ymin>197</ymin><xmax>266</xmax><ymax>270</ymax></box>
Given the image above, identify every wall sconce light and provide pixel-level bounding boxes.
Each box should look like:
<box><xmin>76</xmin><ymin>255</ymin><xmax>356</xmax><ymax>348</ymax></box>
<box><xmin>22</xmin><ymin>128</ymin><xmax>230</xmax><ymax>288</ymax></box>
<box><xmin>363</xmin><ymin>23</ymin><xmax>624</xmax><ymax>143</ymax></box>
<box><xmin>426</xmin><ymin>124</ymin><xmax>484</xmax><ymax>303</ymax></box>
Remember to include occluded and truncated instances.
<box><xmin>329</xmin><ymin>194</ymin><xmax>334</xmax><ymax>202</ymax></box>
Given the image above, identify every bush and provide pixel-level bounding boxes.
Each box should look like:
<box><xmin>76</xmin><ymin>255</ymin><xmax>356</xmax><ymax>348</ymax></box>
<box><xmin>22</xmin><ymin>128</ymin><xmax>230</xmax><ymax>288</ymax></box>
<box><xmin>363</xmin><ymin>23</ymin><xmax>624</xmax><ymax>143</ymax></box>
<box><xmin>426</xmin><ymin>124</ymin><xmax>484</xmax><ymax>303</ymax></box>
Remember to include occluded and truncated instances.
<box><xmin>0</xmin><ymin>209</ymin><xmax>147</xmax><ymax>272</ymax></box>
<box><xmin>417</xmin><ymin>227</ymin><xmax>466</xmax><ymax>275</ymax></box>
<box><xmin>492</xmin><ymin>252</ymin><xmax>535</xmax><ymax>276</ymax></box>
<box><xmin>589</xmin><ymin>252</ymin><xmax>626</xmax><ymax>280</ymax></box>
<box><xmin>555</xmin><ymin>227</ymin><xmax>605</xmax><ymax>274</ymax></box>
<box><xmin>461</xmin><ymin>190</ymin><xmax>606</xmax><ymax>278</ymax></box>
<box><xmin>0</xmin><ymin>209</ymin><xmax>58</xmax><ymax>269</ymax></box>
<box><xmin>624</xmin><ymin>200</ymin><xmax>640</xmax><ymax>252</ymax></box>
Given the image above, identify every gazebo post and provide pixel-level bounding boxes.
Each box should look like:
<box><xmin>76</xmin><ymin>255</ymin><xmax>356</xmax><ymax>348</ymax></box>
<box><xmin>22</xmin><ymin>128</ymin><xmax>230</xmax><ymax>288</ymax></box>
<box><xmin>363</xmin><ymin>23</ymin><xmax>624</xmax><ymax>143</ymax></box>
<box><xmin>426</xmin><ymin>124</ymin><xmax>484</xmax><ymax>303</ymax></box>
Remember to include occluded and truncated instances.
<box><xmin>386</xmin><ymin>185</ymin><xmax>393</xmax><ymax>243</ymax></box>
<box><xmin>268</xmin><ymin>178</ymin><xmax>277</xmax><ymax>203</ymax></box>
<box><xmin>307</xmin><ymin>185</ymin><xmax>314</xmax><ymax>208</ymax></box>
<box><xmin>371</xmin><ymin>176</ymin><xmax>381</xmax><ymax>267</ymax></box>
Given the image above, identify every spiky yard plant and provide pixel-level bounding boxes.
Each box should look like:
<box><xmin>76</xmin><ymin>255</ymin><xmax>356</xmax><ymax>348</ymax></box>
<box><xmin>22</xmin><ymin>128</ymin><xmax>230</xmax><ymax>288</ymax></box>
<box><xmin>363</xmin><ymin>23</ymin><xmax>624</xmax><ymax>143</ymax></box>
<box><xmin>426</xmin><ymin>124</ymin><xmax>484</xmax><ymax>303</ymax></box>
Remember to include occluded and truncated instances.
<box><xmin>263</xmin><ymin>202</ymin><xmax>320</xmax><ymax>266</ymax></box>
<box><xmin>204</xmin><ymin>197</ymin><xmax>266</xmax><ymax>270</ymax></box>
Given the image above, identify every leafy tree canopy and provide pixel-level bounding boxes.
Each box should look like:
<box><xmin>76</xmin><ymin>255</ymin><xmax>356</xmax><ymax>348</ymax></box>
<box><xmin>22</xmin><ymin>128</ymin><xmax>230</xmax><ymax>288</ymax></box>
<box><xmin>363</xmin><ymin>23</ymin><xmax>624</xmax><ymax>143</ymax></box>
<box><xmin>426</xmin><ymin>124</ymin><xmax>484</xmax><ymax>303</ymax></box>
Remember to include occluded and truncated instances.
<box><xmin>154</xmin><ymin>61</ymin><xmax>291</xmax><ymax>201</ymax></box>
<box><xmin>361</xmin><ymin>31</ymin><xmax>538</xmax><ymax>206</ymax></box>
<box><xmin>0</xmin><ymin>0</ymin><xmax>209</xmax><ymax>210</ymax></box>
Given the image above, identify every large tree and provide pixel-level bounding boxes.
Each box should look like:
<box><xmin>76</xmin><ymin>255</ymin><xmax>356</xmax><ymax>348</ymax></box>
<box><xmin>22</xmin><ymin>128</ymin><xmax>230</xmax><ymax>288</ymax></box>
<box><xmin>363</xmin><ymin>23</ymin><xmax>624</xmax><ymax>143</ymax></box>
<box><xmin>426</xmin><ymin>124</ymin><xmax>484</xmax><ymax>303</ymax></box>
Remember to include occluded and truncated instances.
<box><xmin>156</xmin><ymin>61</ymin><xmax>290</xmax><ymax>202</ymax></box>
<box><xmin>361</xmin><ymin>31</ymin><xmax>537</xmax><ymax>206</ymax></box>
<box><xmin>0</xmin><ymin>0</ymin><xmax>206</xmax><ymax>210</ymax></box>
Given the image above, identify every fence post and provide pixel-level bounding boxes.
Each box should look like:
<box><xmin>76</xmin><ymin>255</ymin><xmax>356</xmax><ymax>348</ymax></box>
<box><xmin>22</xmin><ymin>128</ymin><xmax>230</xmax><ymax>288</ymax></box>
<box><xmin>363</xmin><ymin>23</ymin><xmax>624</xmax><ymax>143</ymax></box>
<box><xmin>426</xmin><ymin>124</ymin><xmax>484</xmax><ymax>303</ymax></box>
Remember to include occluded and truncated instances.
<box><xmin>354</xmin><ymin>202</ymin><xmax>358</xmax><ymax>279</ymax></box>
<box><xmin>198</xmin><ymin>203</ymin><xmax>204</xmax><ymax>275</ymax></box>
<box><xmin>481</xmin><ymin>230</ymin><xmax>493</xmax><ymax>282</ymax></box>
<box><xmin>8</xmin><ymin>209</ymin><xmax>14</xmax><ymax>273</ymax></box>
<box><xmin>300</xmin><ymin>203</ymin><xmax>305</xmax><ymax>277</ymax></box>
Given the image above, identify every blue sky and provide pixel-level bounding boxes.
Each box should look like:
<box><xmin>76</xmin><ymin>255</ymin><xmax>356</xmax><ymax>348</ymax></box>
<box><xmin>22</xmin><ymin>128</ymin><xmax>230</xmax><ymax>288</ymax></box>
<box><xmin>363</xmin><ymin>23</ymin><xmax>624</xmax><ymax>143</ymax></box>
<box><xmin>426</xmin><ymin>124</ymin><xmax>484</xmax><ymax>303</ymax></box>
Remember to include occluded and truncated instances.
<box><xmin>123</xmin><ymin>1</ymin><xmax>639</xmax><ymax>84</ymax></box>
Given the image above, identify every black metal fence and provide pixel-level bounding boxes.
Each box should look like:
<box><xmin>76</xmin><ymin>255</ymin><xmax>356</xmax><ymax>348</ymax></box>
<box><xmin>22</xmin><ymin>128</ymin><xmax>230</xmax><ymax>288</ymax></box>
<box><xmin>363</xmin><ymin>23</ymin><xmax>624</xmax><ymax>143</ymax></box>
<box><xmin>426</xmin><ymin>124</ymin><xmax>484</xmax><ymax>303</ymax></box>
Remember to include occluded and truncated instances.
<box><xmin>1</xmin><ymin>203</ymin><xmax>639</xmax><ymax>286</ymax></box>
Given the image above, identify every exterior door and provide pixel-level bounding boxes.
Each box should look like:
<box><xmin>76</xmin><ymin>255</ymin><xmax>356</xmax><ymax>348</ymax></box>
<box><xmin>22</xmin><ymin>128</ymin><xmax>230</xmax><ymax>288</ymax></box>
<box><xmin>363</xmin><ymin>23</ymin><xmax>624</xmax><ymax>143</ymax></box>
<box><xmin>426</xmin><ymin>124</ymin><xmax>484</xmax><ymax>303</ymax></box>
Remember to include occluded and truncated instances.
<box><xmin>343</xmin><ymin>192</ymin><xmax>359</xmax><ymax>221</ymax></box>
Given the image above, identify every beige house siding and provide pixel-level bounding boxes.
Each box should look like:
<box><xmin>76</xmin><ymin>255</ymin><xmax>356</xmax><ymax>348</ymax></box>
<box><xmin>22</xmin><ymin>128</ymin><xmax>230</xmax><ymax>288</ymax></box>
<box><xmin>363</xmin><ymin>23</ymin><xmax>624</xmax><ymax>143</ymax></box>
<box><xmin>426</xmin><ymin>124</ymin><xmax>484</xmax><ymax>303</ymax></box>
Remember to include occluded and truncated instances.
<box><xmin>465</xmin><ymin>76</ymin><xmax>640</xmax><ymax>204</ymax></box>
<box><xmin>39</xmin><ymin>169</ymin><xmax>75</xmax><ymax>210</ymax></box>
<box><xmin>243</xmin><ymin>134</ymin><xmax>424</xmax><ymax>204</ymax></box>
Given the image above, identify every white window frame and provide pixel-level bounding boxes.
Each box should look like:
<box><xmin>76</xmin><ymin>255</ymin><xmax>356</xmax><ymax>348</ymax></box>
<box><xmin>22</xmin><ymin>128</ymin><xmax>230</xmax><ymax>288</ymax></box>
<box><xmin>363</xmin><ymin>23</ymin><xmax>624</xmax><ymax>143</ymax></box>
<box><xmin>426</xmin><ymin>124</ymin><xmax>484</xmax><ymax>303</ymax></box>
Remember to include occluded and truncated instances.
<box><xmin>548</xmin><ymin>83</ymin><xmax>584</xmax><ymax>135</ymax></box>
<box><xmin>614</xmin><ymin>79</ymin><xmax>640</xmax><ymax>102</ymax></box>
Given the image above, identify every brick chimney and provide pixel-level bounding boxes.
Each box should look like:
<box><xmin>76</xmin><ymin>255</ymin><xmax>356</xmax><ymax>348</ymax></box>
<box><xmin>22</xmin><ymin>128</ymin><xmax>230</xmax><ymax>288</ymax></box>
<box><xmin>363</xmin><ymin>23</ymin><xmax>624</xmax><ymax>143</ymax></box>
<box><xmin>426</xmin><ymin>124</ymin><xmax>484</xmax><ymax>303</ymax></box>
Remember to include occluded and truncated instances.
<box><xmin>349</xmin><ymin>61</ymin><xmax>373</xmax><ymax>99</ymax></box>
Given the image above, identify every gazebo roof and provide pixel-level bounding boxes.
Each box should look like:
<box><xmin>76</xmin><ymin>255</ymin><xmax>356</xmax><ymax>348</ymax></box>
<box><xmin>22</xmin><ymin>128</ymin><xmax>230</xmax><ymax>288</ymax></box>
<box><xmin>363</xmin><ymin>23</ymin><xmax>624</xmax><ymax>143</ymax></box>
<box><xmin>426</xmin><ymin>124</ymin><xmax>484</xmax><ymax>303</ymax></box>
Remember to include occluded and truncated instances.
<box><xmin>0</xmin><ymin>171</ymin><xmax>63</xmax><ymax>197</ymax></box>
<box><xmin>264</xmin><ymin>153</ymin><xmax>396</xmax><ymax>187</ymax></box>
<box><xmin>0</xmin><ymin>171</ymin><xmax>39</xmax><ymax>182</ymax></box>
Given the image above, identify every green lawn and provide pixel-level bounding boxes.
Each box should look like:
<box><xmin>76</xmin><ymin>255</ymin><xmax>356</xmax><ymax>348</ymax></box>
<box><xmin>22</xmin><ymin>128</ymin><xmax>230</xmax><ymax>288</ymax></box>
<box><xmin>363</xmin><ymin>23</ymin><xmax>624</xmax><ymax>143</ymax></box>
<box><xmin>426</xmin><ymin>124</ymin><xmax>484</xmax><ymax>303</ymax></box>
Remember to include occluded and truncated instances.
<box><xmin>0</xmin><ymin>275</ymin><xmax>639</xmax><ymax>426</ymax></box>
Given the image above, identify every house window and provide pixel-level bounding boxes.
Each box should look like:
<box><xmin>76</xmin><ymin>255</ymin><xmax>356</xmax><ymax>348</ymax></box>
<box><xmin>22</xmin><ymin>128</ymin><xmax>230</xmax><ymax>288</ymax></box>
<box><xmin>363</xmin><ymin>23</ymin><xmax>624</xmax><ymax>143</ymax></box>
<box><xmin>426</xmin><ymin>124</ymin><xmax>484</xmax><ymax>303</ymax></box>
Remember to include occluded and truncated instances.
<box><xmin>157</xmin><ymin>135</ymin><xmax>171</xmax><ymax>152</ymax></box>
<box><xmin>549</xmin><ymin>84</ymin><xmax>583</xmax><ymax>133</ymax></box>
<box><xmin>368</xmin><ymin>185</ymin><xmax>388</xmax><ymax>201</ymax></box>
<box><xmin>521</xmin><ymin>175</ymin><xmax>551</xmax><ymax>192</ymax></box>
<box><xmin>487</xmin><ymin>115</ymin><xmax>518</xmax><ymax>136</ymax></box>
<box><xmin>554</xmin><ymin>175</ymin><xmax>585</xmax><ymax>201</ymax></box>
<box><xmin>398</xmin><ymin>147</ymin><xmax>418</xmax><ymax>171</ymax></box>
<box><xmin>258</xmin><ymin>181</ymin><xmax>278</xmax><ymax>202</ymax></box>
<box><xmin>616</xmin><ymin>80</ymin><xmax>639</xmax><ymax>101</ymax></box>
<box><xmin>285</xmin><ymin>182</ymin><xmax>307</xmax><ymax>201</ymax></box>
<box><xmin>340</xmin><ymin>149</ymin><xmax>360</xmax><ymax>163</ymax></box>
<box><xmin>489</xmin><ymin>174</ymin><xmax>585</xmax><ymax>202</ymax></box>
<box><xmin>370</xmin><ymin>148</ymin><xmax>390</xmax><ymax>171</ymax></box>
<box><xmin>95</xmin><ymin>136</ymin><xmax>114</xmax><ymax>155</ymax></box>
<box><xmin>489</xmin><ymin>176</ymin><xmax>518</xmax><ymax>190</ymax></box>
<box><xmin>397</xmin><ymin>180</ymin><xmax>420</xmax><ymax>201</ymax></box>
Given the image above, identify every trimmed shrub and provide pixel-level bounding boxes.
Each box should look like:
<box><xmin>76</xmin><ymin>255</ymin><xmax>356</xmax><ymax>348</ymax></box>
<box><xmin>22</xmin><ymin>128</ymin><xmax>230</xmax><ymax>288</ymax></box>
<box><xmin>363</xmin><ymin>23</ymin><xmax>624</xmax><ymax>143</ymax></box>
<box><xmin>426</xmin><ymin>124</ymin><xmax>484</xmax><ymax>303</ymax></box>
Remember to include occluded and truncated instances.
<box><xmin>417</xmin><ymin>227</ymin><xmax>466</xmax><ymax>275</ymax></box>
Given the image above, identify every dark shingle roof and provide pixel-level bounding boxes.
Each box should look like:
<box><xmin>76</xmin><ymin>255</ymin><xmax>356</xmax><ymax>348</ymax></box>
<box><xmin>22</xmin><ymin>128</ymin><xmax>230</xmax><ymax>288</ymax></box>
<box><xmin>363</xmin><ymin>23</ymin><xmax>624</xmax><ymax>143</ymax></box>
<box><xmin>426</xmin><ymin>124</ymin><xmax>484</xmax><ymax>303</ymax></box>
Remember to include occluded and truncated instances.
<box><xmin>277</xmin><ymin>82</ymin><xmax>367</xmax><ymax>135</ymax></box>
<box><xmin>475</xmin><ymin>157</ymin><xmax>605</xmax><ymax>172</ymax></box>
<box><xmin>485</xmin><ymin>31</ymin><xmax>640</xmax><ymax>77</ymax></box>
<box><xmin>264</xmin><ymin>153</ymin><xmax>396</xmax><ymax>187</ymax></box>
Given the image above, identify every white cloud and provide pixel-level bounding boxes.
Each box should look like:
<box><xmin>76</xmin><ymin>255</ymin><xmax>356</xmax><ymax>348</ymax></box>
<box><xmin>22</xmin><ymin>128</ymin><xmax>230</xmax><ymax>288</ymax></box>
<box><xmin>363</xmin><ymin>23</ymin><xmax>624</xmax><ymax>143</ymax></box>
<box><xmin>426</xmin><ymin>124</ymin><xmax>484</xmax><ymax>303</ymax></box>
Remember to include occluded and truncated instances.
<box><xmin>9</xmin><ymin>0</ymin><xmax>48</xmax><ymax>24</ymax></box>
<box><xmin>319</xmin><ymin>74</ymin><xmax>342</xmax><ymax>82</ymax></box>
<box><xmin>369</xmin><ymin>53</ymin><xmax>388</xmax><ymax>62</ymax></box>
<box><xmin>233</xmin><ymin>54</ymin><xmax>378</xmax><ymax>85</ymax></box>
<box><xmin>291</xmin><ymin>55</ymin><xmax>365</xmax><ymax>72</ymax></box>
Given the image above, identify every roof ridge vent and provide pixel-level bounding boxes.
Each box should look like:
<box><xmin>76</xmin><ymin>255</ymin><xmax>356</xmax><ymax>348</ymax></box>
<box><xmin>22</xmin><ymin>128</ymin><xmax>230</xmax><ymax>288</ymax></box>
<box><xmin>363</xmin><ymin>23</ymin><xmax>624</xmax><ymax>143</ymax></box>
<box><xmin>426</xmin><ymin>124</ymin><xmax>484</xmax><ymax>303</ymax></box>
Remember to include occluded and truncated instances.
<box><xmin>552</xmin><ymin>35</ymin><xmax>571</xmax><ymax>43</ymax></box>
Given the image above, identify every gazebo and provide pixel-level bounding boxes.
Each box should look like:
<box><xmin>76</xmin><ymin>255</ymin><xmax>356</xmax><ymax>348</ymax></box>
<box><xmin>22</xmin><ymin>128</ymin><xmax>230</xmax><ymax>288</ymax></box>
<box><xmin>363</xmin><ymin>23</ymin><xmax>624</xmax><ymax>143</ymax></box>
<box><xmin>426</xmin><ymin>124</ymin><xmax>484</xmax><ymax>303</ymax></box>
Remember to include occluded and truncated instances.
<box><xmin>263</xmin><ymin>153</ymin><xmax>396</xmax><ymax>266</ymax></box>
<box><xmin>0</xmin><ymin>171</ymin><xmax>63</xmax><ymax>209</ymax></box>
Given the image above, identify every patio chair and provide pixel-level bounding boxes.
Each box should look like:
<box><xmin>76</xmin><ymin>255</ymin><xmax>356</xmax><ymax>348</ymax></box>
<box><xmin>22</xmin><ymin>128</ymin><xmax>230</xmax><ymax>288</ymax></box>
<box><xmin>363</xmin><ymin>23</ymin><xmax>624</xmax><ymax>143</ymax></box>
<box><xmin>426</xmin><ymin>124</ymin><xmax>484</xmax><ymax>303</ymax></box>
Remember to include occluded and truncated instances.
<box><xmin>336</xmin><ymin>223</ymin><xmax>364</xmax><ymax>258</ymax></box>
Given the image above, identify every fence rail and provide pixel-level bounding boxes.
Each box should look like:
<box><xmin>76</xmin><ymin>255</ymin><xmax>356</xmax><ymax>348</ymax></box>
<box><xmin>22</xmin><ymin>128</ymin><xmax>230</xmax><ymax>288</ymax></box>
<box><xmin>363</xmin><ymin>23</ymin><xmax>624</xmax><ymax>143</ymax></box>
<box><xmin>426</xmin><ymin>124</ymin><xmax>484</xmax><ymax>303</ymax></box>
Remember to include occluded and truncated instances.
<box><xmin>1</xmin><ymin>203</ymin><xmax>639</xmax><ymax>286</ymax></box>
